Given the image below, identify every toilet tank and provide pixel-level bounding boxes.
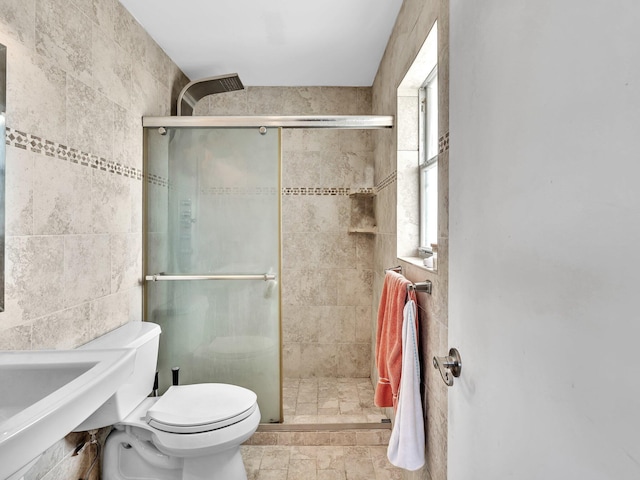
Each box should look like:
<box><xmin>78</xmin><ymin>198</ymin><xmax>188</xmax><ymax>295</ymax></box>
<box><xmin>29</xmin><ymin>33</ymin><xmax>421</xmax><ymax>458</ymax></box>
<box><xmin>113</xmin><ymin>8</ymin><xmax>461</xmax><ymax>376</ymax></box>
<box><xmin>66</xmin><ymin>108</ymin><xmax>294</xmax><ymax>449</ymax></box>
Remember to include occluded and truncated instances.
<box><xmin>73</xmin><ymin>322</ymin><xmax>161</xmax><ymax>432</ymax></box>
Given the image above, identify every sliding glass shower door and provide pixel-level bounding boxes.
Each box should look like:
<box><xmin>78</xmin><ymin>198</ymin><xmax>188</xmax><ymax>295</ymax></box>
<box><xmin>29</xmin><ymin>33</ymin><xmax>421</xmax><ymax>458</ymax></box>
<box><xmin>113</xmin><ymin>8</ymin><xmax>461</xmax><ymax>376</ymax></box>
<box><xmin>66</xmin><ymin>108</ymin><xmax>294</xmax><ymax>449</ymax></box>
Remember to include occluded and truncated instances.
<box><xmin>145</xmin><ymin>126</ymin><xmax>281</xmax><ymax>423</ymax></box>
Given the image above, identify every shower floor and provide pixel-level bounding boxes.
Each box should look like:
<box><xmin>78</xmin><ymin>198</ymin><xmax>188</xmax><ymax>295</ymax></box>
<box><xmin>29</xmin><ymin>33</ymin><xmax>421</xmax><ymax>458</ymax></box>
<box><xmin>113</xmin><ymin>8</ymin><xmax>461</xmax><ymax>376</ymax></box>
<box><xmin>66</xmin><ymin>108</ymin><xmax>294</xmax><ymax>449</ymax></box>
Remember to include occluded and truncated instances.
<box><xmin>283</xmin><ymin>377</ymin><xmax>388</xmax><ymax>424</ymax></box>
<box><xmin>247</xmin><ymin>377</ymin><xmax>391</xmax><ymax>447</ymax></box>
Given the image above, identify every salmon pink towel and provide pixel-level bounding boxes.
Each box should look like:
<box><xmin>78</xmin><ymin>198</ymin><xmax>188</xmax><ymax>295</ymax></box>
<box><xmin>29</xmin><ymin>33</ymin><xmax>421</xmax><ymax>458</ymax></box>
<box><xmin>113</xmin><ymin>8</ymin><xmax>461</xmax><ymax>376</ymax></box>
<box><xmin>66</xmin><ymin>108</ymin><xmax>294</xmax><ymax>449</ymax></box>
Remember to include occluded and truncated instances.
<box><xmin>375</xmin><ymin>271</ymin><xmax>416</xmax><ymax>408</ymax></box>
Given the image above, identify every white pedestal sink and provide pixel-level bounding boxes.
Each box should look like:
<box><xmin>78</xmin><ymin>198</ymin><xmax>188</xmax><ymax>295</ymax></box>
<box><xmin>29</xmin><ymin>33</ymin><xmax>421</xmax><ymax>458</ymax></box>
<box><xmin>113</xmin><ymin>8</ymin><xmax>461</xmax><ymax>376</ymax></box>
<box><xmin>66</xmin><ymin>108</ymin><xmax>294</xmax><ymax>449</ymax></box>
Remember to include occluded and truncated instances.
<box><xmin>0</xmin><ymin>348</ymin><xmax>136</xmax><ymax>479</ymax></box>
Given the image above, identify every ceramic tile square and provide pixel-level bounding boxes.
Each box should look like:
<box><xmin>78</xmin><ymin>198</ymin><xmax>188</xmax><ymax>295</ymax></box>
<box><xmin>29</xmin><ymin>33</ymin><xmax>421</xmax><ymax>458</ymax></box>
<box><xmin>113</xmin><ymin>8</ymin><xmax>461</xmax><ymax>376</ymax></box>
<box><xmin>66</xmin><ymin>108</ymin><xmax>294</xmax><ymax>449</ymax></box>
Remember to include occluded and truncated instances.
<box><xmin>35</xmin><ymin>0</ymin><xmax>92</xmax><ymax>84</ymax></box>
<box><xmin>32</xmin><ymin>303</ymin><xmax>90</xmax><ymax>349</ymax></box>
<box><xmin>92</xmin><ymin>28</ymin><xmax>131</xmax><ymax>108</ymax></box>
<box><xmin>5</xmin><ymin>146</ymin><xmax>34</xmax><ymax>236</ymax></box>
<box><xmin>131</xmin><ymin>62</ymin><xmax>160</xmax><ymax>115</ymax></box>
<box><xmin>336</xmin><ymin>269</ymin><xmax>373</xmax><ymax>307</ymax></box>
<box><xmin>66</xmin><ymin>76</ymin><xmax>114</xmax><ymax>160</ymax></box>
<box><xmin>261</xmin><ymin>448</ymin><xmax>291</xmax><ymax>470</ymax></box>
<box><xmin>288</xmin><ymin>458</ymin><xmax>317</xmax><ymax>479</ymax></box>
<box><xmin>7</xmin><ymin>42</ymin><xmax>67</xmax><ymax>143</ymax></box>
<box><xmin>63</xmin><ymin>234</ymin><xmax>110</xmax><ymax>307</ymax></box>
<box><xmin>281</xmin><ymin>196</ymin><xmax>350</xmax><ymax>233</ymax></box>
<box><xmin>111</xmin><ymin>233</ymin><xmax>142</xmax><ymax>293</ymax></box>
<box><xmin>0</xmin><ymin>0</ymin><xmax>36</xmax><ymax>48</ymax></box>
<box><xmin>92</xmin><ymin>168</ymin><xmax>131</xmax><ymax>233</ymax></box>
<box><xmin>315</xmin><ymin>306</ymin><xmax>356</xmax><ymax>344</ymax></box>
<box><xmin>113</xmin><ymin>0</ymin><xmax>146</xmax><ymax>59</ymax></box>
<box><xmin>74</xmin><ymin>0</ymin><xmax>116</xmax><ymax>36</ymax></box>
<box><xmin>33</xmin><ymin>156</ymin><xmax>92</xmax><ymax>235</ymax></box>
<box><xmin>0</xmin><ymin>325</ymin><xmax>31</xmax><ymax>350</ymax></box>
<box><xmin>6</xmin><ymin>235</ymin><xmax>65</xmax><ymax>324</ymax></box>
<box><xmin>89</xmin><ymin>291</ymin><xmax>130</xmax><ymax>338</ymax></box>
<box><xmin>281</xmin><ymin>269</ymin><xmax>338</xmax><ymax>307</ymax></box>
<box><xmin>247</xmin><ymin>87</ymin><xmax>286</xmax><ymax>114</ymax></box>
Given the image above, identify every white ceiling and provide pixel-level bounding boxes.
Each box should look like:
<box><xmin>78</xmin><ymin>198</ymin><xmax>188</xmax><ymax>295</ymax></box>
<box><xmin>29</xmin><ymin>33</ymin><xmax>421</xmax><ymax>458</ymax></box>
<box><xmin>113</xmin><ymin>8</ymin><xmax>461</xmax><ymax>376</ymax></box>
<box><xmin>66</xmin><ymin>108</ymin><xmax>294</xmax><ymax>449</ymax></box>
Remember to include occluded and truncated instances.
<box><xmin>118</xmin><ymin>0</ymin><xmax>403</xmax><ymax>86</ymax></box>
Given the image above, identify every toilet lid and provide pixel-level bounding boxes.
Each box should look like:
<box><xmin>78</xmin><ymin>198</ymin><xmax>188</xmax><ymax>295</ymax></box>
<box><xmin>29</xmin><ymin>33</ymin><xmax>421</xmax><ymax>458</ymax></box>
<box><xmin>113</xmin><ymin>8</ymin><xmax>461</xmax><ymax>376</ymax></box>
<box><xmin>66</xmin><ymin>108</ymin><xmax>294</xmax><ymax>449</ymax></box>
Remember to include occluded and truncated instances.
<box><xmin>146</xmin><ymin>383</ymin><xmax>258</xmax><ymax>434</ymax></box>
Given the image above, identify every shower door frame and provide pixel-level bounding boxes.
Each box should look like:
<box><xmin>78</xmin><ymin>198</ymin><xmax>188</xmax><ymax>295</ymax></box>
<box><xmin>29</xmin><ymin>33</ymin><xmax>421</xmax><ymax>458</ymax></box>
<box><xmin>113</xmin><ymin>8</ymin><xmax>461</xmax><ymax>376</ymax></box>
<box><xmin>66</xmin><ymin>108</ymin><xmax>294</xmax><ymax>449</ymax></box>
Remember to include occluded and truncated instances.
<box><xmin>142</xmin><ymin>114</ymin><xmax>393</xmax><ymax>425</ymax></box>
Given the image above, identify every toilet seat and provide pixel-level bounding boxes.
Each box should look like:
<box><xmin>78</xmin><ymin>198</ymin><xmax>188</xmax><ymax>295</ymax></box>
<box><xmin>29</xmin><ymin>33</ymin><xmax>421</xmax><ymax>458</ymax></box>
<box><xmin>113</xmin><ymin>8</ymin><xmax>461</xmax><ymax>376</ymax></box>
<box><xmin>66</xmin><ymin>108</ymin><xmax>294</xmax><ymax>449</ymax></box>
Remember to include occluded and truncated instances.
<box><xmin>146</xmin><ymin>384</ymin><xmax>258</xmax><ymax>434</ymax></box>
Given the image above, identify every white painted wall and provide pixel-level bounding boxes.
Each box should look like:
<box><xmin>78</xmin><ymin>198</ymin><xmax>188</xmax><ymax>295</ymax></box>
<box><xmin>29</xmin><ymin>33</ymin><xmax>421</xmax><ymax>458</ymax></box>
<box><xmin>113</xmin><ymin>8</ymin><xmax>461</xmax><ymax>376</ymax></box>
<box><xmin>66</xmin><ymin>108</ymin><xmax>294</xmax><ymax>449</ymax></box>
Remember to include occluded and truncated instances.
<box><xmin>448</xmin><ymin>1</ymin><xmax>640</xmax><ymax>478</ymax></box>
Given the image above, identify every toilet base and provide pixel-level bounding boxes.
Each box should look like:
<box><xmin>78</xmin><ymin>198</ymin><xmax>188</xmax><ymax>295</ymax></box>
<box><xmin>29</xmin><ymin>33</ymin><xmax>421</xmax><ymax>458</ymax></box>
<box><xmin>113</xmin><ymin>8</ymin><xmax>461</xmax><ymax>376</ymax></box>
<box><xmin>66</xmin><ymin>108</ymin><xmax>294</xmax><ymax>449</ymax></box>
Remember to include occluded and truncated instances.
<box><xmin>183</xmin><ymin>449</ymin><xmax>246</xmax><ymax>480</ymax></box>
<box><xmin>103</xmin><ymin>430</ymin><xmax>248</xmax><ymax>480</ymax></box>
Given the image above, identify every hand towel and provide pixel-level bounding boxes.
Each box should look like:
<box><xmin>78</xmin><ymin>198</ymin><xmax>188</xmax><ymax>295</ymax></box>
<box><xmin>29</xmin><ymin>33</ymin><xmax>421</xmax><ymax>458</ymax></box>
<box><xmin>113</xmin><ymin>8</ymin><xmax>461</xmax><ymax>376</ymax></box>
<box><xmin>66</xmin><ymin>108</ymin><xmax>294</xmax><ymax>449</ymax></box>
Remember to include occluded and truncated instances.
<box><xmin>375</xmin><ymin>271</ymin><xmax>416</xmax><ymax>408</ymax></box>
<box><xmin>387</xmin><ymin>298</ymin><xmax>425</xmax><ymax>470</ymax></box>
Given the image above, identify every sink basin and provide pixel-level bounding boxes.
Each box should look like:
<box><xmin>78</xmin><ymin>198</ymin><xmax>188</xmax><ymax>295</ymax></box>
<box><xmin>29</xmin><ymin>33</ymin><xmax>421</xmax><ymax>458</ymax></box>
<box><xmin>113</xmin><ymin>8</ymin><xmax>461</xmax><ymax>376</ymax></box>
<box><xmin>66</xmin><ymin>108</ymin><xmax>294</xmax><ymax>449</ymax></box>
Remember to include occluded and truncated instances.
<box><xmin>0</xmin><ymin>348</ymin><xmax>136</xmax><ymax>479</ymax></box>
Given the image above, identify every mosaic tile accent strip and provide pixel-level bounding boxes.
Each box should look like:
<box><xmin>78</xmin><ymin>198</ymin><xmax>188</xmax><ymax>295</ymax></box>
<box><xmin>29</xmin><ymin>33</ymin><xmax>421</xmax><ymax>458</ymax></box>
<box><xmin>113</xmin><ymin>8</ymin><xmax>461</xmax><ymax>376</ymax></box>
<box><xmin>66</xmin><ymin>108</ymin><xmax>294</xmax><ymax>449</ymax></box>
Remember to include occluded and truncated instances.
<box><xmin>282</xmin><ymin>187</ymin><xmax>349</xmax><ymax>196</ymax></box>
<box><xmin>375</xmin><ymin>170</ymin><xmax>397</xmax><ymax>193</ymax></box>
<box><xmin>439</xmin><ymin>131</ymin><xmax>450</xmax><ymax>153</ymax></box>
<box><xmin>281</xmin><ymin>187</ymin><xmax>375</xmax><ymax>196</ymax></box>
<box><xmin>6</xmin><ymin>126</ymin><xmax>143</xmax><ymax>180</ymax></box>
<box><xmin>147</xmin><ymin>174</ymin><xmax>169</xmax><ymax>187</ymax></box>
<box><xmin>352</xmin><ymin>187</ymin><xmax>375</xmax><ymax>196</ymax></box>
<box><xmin>150</xmin><ymin>184</ymin><xmax>376</xmax><ymax>196</ymax></box>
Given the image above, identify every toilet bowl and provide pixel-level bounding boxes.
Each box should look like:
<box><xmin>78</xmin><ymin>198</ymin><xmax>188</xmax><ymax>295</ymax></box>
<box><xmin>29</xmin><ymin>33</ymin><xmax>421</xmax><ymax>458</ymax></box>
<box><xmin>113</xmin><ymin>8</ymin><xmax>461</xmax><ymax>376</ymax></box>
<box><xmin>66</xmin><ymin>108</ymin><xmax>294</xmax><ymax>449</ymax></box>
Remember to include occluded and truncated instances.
<box><xmin>74</xmin><ymin>322</ymin><xmax>260</xmax><ymax>480</ymax></box>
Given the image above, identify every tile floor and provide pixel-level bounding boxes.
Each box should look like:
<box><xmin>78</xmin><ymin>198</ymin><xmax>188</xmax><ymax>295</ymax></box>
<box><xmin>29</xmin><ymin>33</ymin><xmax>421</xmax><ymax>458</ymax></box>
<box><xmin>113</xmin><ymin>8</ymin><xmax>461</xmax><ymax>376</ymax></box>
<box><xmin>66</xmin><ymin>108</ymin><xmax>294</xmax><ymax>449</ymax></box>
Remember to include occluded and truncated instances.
<box><xmin>283</xmin><ymin>377</ymin><xmax>388</xmax><ymax>424</ymax></box>
<box><xmin>241</xmin><ymin>445</ymin><xmax>404</xmax><ymax>480</ymax></box>
<box><xmin>243</xmin><ymin>378</ymin><xmax>404</xmax><ymax>478</ymax></box>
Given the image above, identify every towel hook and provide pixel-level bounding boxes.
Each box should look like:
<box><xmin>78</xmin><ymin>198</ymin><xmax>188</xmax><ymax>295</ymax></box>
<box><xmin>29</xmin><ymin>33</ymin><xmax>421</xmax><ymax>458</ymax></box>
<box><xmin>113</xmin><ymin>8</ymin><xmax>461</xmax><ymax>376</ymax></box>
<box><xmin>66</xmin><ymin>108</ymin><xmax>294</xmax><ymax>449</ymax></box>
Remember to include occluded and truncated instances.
<box><xmin>432</xmin><ymin>348</ymin><xmax>462</xmax><ymax>387</ymax></box>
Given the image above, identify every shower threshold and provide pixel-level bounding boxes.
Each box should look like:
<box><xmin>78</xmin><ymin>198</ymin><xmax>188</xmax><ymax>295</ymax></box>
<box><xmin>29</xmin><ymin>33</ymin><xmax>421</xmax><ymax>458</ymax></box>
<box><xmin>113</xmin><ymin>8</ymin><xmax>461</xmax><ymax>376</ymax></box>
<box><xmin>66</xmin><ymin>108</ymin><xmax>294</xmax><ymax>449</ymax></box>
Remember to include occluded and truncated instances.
<box><xmin>257</xmin><ymin>421</ymin><xmax>390</xmax><ymax>432</ymax></box>
<box><xmin>246</xmin><ymin>377</ymin><xmax>392</xmax><ymax>446</ymax></box>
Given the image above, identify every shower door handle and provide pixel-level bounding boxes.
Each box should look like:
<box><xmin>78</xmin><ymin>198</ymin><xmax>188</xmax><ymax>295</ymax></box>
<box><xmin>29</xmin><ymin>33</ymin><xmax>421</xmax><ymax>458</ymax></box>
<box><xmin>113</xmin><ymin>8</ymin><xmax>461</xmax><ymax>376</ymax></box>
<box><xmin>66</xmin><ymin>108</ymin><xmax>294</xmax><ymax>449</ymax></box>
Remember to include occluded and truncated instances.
<box><xmin>145</xmin><ymin>273</ymin><xmax>277</xmax><ymax>282</ymax></box>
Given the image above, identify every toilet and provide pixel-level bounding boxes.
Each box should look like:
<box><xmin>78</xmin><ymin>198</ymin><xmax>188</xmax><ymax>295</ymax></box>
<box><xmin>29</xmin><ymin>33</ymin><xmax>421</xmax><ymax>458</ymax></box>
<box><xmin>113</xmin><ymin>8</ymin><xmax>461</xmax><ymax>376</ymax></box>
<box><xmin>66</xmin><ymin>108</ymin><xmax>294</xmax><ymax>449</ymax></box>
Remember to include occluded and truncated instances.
<box><xmin>74</xmin><ymin>322</ymin><xmax>260</xmax><ymax>480</ymax></box>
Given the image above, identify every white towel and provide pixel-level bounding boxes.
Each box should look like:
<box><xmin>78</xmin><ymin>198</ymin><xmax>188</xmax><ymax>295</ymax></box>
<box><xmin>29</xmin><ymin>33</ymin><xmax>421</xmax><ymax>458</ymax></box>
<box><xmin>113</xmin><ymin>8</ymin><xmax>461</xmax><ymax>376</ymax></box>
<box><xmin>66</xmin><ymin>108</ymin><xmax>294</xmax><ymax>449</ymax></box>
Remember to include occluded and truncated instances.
<box><xmin>387</xmin><ymin>299</ymin><xmax>425</xmax><ymax>470</ymax></box>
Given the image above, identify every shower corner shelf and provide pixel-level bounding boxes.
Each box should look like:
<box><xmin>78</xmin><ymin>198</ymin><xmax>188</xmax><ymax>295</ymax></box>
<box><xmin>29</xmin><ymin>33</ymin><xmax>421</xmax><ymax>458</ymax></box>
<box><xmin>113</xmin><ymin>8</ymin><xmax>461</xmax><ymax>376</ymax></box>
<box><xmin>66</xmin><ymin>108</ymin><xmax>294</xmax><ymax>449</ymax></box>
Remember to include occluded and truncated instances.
<box><xmin>348</xmin><ymin>227</ymin><xmax>377</xmax><ymax>234</ymax></box>
<box><xmin>349</xmin><ymin>188</ymin><xmax>376</xmax><ymax>234</ymax></box>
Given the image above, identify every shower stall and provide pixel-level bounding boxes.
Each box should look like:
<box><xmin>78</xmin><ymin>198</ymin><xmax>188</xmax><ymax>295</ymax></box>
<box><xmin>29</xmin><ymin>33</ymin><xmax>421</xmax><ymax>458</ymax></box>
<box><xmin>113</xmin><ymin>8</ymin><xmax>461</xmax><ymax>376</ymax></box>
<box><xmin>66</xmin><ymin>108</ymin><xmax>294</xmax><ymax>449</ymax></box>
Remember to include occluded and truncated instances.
<box><xmin>143</xmin><ymin>114</ymin><xmax>392</xmax><ymax>425</ymax></box>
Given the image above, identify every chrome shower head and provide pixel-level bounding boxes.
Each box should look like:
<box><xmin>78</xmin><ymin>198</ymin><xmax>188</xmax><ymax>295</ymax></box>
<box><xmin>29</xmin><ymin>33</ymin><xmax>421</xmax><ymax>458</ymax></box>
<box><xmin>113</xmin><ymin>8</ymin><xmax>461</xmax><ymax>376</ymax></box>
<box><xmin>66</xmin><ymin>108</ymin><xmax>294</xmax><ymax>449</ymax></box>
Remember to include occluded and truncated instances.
<box><xmin>177</xmin><ymin>73</ymin><xmax>244</xmax><ymax>116</ymax></box>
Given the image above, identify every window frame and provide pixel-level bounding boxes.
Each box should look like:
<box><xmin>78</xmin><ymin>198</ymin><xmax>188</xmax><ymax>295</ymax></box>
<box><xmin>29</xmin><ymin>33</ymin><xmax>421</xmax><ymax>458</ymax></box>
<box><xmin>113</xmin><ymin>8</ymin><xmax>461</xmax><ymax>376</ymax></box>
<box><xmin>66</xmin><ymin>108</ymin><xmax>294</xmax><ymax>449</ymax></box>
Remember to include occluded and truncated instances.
<box><xmin>418</xmin><ymin>65</ymin><xmax>439</xmax><ymax>255</ymax></box>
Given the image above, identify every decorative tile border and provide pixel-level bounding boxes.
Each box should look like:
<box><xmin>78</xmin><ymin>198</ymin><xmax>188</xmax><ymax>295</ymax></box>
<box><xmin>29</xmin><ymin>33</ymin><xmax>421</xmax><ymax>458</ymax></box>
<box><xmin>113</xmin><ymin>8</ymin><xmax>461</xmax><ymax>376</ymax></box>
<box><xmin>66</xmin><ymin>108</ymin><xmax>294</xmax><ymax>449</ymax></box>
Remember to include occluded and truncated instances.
<box><xmin>282</xmin><ymin>187</ymin><xmax>374</xmax><ymax>196</ymax></box>
<box><xmin>283</xmin><ymin>187</ymin><xmax>349</xmax><ymax>196</ymax></box>
<box><xmin>6</xmin><ymin>126</ymin><xmax>143</xmax><ymax>180</ymax></box>
<box><xmin>147</xmin><ymin>174</ymin><xmax>169</xmax><ymax>187</ymax></box>
<box><xmin>148</xmin><ymin>183</ymin><xmax>377</xmax><ymax>197</ymax></box>
<box><xmin>439</xmin><ymin>131</ymin><xmax>450</xmax><ymax>153</ymax></box>
<box><xmin>353</xmin><ymin>187</ymin><xmax>375</xmax><ymax>196</ymax></box>
<box><xmin>375</xmin><ymin>170</ymin><xmax>397</xmax><ymax>193</ymax></box>
<box><xmin>5</xmin><ymin>126</ymin><xmax>437</xmax><ymax>191</ymax></box>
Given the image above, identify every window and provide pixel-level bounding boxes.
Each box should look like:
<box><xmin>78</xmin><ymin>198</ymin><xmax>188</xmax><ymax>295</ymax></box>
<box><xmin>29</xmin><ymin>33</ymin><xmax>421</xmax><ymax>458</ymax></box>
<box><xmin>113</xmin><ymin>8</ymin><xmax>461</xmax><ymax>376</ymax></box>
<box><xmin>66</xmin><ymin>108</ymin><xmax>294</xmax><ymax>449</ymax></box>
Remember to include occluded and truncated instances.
<box><xmin>419</xmin><ymin>66</ymin><xmax>438</xmax><ymax>253</ymax></box>
<box><xmin>396</xmin><ymin>20</ymin><xmax>437</xmax><ymax>264</ymax></box>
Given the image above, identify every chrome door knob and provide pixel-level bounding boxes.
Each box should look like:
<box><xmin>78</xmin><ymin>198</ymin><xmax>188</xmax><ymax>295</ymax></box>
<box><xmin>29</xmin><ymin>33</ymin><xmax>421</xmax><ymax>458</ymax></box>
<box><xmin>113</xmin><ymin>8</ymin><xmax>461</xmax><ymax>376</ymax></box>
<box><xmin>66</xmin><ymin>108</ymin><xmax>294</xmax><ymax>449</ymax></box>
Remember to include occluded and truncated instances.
<box><xmin>433</xmin><ymin>348</ymin><xmax>462</xmax><ymax>387</ymax></box>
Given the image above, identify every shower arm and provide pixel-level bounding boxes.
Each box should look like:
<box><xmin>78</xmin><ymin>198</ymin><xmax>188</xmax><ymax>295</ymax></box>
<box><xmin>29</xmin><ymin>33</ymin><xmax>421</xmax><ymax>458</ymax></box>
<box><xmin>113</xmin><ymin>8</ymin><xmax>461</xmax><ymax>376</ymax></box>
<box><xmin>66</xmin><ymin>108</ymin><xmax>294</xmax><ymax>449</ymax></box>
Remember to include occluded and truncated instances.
<box><xmin>177</xmin><ymin>73</ymin><xmax>244</xmax><ymax>116</ymax></box>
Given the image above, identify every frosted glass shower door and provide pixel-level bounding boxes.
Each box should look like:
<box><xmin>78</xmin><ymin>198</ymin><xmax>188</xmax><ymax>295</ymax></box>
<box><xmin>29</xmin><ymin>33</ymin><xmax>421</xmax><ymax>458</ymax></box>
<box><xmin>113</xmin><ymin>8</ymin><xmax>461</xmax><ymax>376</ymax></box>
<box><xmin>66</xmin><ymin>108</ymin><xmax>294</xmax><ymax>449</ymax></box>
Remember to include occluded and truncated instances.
<box><xmin>145</xmin><ymin>126</ymin><xmax>281</xmax><ymax>423</ymax></box>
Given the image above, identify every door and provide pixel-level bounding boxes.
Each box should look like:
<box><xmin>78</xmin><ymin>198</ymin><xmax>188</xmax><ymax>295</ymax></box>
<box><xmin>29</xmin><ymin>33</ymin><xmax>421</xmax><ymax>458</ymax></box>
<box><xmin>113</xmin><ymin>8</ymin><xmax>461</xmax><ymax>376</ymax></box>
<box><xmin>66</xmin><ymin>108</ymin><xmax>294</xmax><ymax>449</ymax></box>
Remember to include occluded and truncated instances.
<box><xmin>449</xmin><ymin>1</ymin><xmax>640</xmax><ymax>478</ymax></box>
<box><xmin>145</xmin><ymin>126</ymin><xmax>281</xmax><ymax>423</ymax></box>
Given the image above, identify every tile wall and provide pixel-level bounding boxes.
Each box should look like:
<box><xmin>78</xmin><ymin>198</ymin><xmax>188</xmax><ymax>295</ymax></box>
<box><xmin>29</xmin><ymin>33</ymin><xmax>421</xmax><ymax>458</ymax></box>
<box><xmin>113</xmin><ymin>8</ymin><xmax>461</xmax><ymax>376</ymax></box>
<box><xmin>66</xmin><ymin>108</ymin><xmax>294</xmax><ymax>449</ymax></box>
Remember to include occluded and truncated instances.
<box><xmin>196</xmin><ymin>87</ymin><xmax>375</xmax><ymax>379</ymax></box>
<box><xmin>0</xmin><ymin>0</ymin><xmax>188</xmax><ymax>478</ymax></box>
<box><xmin>371</xmin><ymin>0</ymin><xmax>450</xmax><ymax>479</ymax></box>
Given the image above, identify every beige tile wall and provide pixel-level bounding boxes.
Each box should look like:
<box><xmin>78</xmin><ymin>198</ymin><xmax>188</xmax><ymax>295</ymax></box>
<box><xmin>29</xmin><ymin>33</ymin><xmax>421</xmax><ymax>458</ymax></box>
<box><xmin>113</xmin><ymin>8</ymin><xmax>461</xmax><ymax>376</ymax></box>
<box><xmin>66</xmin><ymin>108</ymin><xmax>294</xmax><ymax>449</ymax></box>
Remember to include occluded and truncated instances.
<box><xmin>371</xmin><ymin>0</ymin><xmax>450</xmax><ymax>479</ymax></box>
<box><xmin>197</xmin><ymin>87</ymin><xmax>375</xmax><ymax>379</ymax></box>
<box><xmin>0</xmin><ymin>0</ymin><xmax>188</xmax><ymax>478</ymax></box>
